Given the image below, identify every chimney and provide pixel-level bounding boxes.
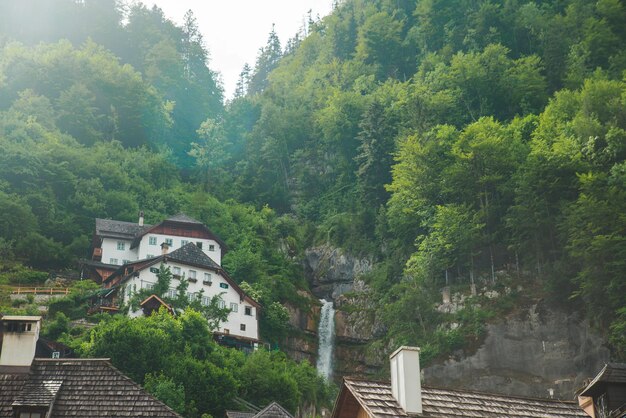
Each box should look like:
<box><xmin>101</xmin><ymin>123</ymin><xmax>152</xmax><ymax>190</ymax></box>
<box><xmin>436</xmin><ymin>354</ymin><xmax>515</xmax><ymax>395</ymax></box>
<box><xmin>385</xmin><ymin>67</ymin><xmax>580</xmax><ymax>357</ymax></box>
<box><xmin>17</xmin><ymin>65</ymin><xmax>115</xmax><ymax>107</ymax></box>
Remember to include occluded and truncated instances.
<box><xmin>0</xmin><ymin>316</ymin><xmax>41</xmax><ymax>372</ymax></box>
<box><xmin>138</xmin><ymin>210</ymin><xmax>144</xmax><ymax>226</ymax></box>
<box><xmin>390</xmin><ymin>346</ymin><xmax>422</xmax><ymax>415</ymax></box>
<box><xmin>161</xmin><ymin>242</ymin><xmax>169</xmax><ymax>255</ymax></box>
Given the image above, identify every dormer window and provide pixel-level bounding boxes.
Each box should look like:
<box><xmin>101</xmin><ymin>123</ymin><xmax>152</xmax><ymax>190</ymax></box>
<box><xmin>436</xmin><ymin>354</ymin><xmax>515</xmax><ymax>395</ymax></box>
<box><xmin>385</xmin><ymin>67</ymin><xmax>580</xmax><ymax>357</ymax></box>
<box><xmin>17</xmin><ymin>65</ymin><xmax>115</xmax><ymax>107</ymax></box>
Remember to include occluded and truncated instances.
<box><xmin>17</xmin><ymin>410</ymin><xmax>45</xmax><ymax>418</ymax></box>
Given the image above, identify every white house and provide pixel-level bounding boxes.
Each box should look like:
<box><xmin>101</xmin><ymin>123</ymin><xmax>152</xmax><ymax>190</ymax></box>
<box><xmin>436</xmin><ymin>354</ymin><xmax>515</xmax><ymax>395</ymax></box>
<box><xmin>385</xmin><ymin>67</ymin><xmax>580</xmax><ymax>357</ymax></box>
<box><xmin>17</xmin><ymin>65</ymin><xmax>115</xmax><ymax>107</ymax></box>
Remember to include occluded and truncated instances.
<box><xmin>86</xmin><ymin>213</ymin><xmax>225</xmax><ymax>283</ymax></box>
<box><xmin>84</xmin><ymin>214</ymin><xmax>260</xmax><ymax>348</ymax></box>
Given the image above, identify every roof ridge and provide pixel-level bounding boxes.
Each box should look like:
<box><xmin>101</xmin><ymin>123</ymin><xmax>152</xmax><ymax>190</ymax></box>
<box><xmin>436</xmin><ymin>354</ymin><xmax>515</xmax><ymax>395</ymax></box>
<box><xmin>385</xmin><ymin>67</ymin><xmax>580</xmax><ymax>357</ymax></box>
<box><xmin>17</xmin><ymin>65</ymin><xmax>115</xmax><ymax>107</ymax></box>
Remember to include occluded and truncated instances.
<box><xmin>345</xmin><ymin>377</ymin><xmax>580</xmax><ymax>404</ymax></box>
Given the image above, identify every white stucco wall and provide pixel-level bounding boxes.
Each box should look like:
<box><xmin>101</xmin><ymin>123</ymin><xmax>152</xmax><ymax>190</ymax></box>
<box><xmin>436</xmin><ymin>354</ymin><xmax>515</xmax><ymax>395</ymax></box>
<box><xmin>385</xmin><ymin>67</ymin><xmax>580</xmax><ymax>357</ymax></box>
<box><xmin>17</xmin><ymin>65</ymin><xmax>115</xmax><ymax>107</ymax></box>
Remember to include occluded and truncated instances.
<box><xmin>101</xmin><ymin>238</ymin><xmax>137</xmax><ymax>266</ymax></box>
<box><xmin>121</xmin><ymin>261</ymin><xmax>257</xmax><ymax>340</ymax></box>
<box><xmin>136</xmin><ymin>235</ymin><xmax>222</xmax><ymax>265</ymax></box>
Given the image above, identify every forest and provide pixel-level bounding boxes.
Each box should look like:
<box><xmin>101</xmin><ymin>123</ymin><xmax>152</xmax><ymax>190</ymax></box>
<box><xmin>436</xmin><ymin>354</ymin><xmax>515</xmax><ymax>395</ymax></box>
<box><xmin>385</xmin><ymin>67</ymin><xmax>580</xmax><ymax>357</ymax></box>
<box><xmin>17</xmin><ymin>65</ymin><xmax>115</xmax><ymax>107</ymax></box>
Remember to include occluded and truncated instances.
<box><xmin>0</xmin><ymin>0</ymin><xmax>625</xmax><ymax>416</ymax></box>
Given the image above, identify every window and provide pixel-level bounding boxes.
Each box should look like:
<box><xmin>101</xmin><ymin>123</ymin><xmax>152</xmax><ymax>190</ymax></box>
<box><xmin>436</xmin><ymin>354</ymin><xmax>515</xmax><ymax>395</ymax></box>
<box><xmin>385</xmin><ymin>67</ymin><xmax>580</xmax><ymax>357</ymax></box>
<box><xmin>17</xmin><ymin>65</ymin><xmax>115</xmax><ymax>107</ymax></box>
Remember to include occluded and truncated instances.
<box><xmin>167</xmin><ymin>289</ymin><xmax>177</xmax><ymax>299</ymax></box>
<box><xmin>150</xmin><ymin>267</ymin><xmax>159</xmax><ymax>273</ymax></box>
<box><xmin>244</xmin><ymin>306</ymin><xmax>252</xmax><ymax>316</ymax></box>
<box><xmin>187</xmin><ymin>292</ymin><xmax>196</xmax><ymax>302</ymax></box>
<box><xmin>149</xmin><ymin>236</ymin><xmax>157</xmax><ymax>245</ymax></box>
<box><xmin>122</xmin><ymin>259</ymin><xmax>130</xmax><ymax>265</ymax></box>
<box><xmin>223</xmin><ymin>328</ymin><xmax>229</xmax><ymax>335</ymax></box>
<box><xmin>181</xmin><ymin>240</ymin><xmax>189</xmax><ymax>246</ymax></box>
<box><xmin>219</xmin><ymin>283</ymin><xmax>229</xmax><ymax>289</ymax></box>
<box><xmin>117</xmin><ymin>241</ymin><xmax>125</xmax><ymax>250</ymax></box>
<box><xmin>218</xmin><ymin>300</ymin><xmax>226</xmax><ymax>309</ymax></box>
<box><xmin>165</xmin><ymin>238</ymin><xmax>173</xmax><ymax>246</ymax></box>
<box><xmin>189</xmin><ymin>270</ymin><xmax>197</xmax><ymax>279</ymax></box>
<box><xmin>230</xmin><ymin>302</ymin><xmax>238</xmax><ymax>312</ymax></box>
<box><xmin>196</xmin><ymin>242</ymin><xmax>203</xmax><ymax>249</ymax></box>
<box><xmin>240</xmin><ymin>324</ymin><xmax>246</xmax><ymax>331</ymax></box>
<box><xmin>204</xmin><ymin>273</ymin><xmax>212</xmax><ymax>285</ymax></box>
<box><xmin>19</xmin><ymin>412</ymin><xmax>43</xmax><ymax>418</ymax></box>
<box><xmin>145</xmin><ymin>282</ymin><xmax>155</xmax><ymax>290</ymax></box>
<box><xmin>109</xmin><ymin>258</ymin><xmax>118</xmax><ymax>265</ymax></box>
<box><xmin>173</xmin><ymin>266</ymin><xmax>181</xmax><ymax>276</ymax></box>
<box><xmin>209</xmin><ymin>244</ymin><xmax>215</xmax><ymax>251</ymax></box>
<box><xmin>147</xmin><ymin>254</ymin><xmax>154</xmax><ymax>258</ymax></box>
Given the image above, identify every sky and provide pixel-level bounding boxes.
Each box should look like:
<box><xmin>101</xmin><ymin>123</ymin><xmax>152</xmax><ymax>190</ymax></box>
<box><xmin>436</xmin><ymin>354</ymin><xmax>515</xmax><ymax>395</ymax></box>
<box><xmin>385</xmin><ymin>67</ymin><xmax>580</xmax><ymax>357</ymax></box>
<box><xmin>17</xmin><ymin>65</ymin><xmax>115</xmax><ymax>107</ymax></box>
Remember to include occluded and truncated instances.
<box><xmin>147</xmin><ymin>0</ymin><xmax>335</xmax><ymax>99</ymax></box>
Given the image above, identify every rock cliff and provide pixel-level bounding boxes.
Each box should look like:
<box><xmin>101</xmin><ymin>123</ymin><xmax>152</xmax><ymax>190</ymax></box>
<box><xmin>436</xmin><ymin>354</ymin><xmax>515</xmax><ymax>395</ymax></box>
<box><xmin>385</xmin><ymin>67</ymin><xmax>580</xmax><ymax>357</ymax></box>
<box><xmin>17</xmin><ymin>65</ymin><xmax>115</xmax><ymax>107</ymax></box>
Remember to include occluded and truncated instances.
<box><xmin>294</xmin><ymin>244</ymin><xmax>610</xmax><ymax>399</ymax></box>
<box><xmin>423</xmin><ymin>301</ymin><xmax>610</xmax><ymax>399</ymax></box>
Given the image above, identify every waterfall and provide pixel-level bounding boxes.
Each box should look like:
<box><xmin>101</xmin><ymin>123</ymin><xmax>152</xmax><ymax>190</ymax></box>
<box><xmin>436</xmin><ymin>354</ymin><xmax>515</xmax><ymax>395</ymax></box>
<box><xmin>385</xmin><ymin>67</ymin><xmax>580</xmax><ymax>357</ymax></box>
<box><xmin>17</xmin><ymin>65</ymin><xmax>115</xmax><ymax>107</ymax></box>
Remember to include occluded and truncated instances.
<box><xmin>316</xmin><ymin>299</ymin><xmax>335</xmax><ymax>380</ymax></box>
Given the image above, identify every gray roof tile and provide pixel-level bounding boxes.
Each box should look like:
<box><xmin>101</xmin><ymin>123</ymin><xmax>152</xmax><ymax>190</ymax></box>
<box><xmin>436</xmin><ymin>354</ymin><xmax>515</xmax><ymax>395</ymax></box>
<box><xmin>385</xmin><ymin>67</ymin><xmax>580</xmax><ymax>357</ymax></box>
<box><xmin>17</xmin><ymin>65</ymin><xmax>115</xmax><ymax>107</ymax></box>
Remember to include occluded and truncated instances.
<box><xmin>95</xmin><ymin>218</ymin><xmax>151</xmax><ymax>239</ymax></box>
<box><xmin>0</xmin><ymin>359</ymin><xmax>181</xmax><ymax>417</ymax></box>
<box><xmin>340</xmin><ymin>378</ymin><xmax>587</xmax><ymax>418</ymax></box>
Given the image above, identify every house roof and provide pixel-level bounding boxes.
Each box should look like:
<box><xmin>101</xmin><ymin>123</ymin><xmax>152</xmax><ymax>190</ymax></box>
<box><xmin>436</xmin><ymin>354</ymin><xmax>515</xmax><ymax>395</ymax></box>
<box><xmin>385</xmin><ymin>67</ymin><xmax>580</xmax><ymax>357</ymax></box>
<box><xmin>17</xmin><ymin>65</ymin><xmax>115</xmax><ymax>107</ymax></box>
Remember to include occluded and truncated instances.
<box><xmin>578</xmin><ymin>363</ymin><xmax>626</xmax><ymax>397</ymax></box>
<box><xmin>0</xmin><ymin>359</ymin><xmax>181</xmax><ymax>417</ymax></box>
<box><xmin>333</xmin><ymin>378</ymin><xmax>587</xmax><ymax>418</ymax></box>
<box><xmin>226</xmin><ymin>412</ymin><xmax>256</xmax><ymax>418</ymax></box>
<box><xmin>226</xmin><ymin>402</ymin><xmax>293</xmax><ymax>418</ymax></box>
<box><xmin>104</xmin><ymin>243</ymin><xmax>261</xmax><ymax>309</ymax></box>
<box><xmin>95</xmin><ymin>218</ymin><xmax>151</xmax><ymax>240</ymax></box>
<box><xmin>167</xmin><ymin>240</ymin><xmax>221</xmax><ymax>270</ymax></box>
<box><xmin>253</xmin><ymin>402</ymin><xmax>294</xmax><ymax>418</ymax></box>
<box><xmin>167</xmin><ymin>213</ymin><xmax>204</xmax><ymax>224</ymax></box>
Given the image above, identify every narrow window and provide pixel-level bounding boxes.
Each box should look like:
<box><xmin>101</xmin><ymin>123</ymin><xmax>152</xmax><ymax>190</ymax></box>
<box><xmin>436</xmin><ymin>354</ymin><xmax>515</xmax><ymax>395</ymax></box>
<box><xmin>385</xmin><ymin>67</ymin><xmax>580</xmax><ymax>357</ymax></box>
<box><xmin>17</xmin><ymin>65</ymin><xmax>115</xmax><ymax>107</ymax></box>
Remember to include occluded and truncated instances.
<box><xmin>201</xmin><ymin>296</ymin><xmax>210</xmax><ymax>306</ymax></box>
<box><xmin>218</xmin><ymin>300</ymin><xmax>226</xmax><ymax>309</ymax></box>
<box><xmin>230</xmin><ymin>302</ymin><xmax>238</xmax><ymax>312</ymax></box>
<box><xmin>245</xmin><ymin>306</ymin><xmax>252</xmax><ymax>316</ymax></box>
<box><xmin>240</xmin><ymin>324</ymin><xmax>246</xmax><ymax>331</ymax></box>
<box><xmin>204</xmin><ymin>273</ymin><xmax>212</xmax><ymax>285</ymax></box>
<box><xmin>209</xmin><ymin>244</ymin><xmax>215</xmax><ymax>251</ymax></box>
<box><xmin>189</xmin><ymin>270</ymin><xmax>197</xmax><ymax>279</ymax></box>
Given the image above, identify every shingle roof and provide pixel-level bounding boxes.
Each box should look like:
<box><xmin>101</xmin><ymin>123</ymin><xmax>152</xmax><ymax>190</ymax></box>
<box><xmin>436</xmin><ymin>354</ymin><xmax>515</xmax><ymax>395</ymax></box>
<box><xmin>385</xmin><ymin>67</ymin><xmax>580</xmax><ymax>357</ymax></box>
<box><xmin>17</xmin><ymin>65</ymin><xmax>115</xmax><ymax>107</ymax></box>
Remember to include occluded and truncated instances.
<box><xmin>254</xmin><ymin>402</ymin><xmax>294</xmax><ymax>418</ymax></box>
<box><xmin>226</xmin><ymin>411</ymin><xmax>256</xmax><ymax>418</ymax></box>
<box><xmin>338</xmin><ymin>378</ymin><xmax>586</xmax><ymax>418</ymax></box>
<box><xmin>0</xmin><ymin>359</ymin><xmax>181</xmax><ymax>417</ymax></box>
<box><xmin>579</xmin><ymin>363</ymin><xmax>626</xmax><ymax>397</ymax></box>
<box><xmin>167</xmin><ymin>213</ymin><xmax>203</xmax><ymax>224</ymax></box>
<box><xmin>0</xmin><ymin>374</ymin><xmax>28</xmax><ymax>417</ymax></box>
<box><xmin>95</xmin><ymin>218</ymin><xmax>151</xmax><ymax>239</ymax></box>
<box><xmin>167</xmin><ymin>242</ymin><xmax>221</xmax><ymax>270</ymax></box>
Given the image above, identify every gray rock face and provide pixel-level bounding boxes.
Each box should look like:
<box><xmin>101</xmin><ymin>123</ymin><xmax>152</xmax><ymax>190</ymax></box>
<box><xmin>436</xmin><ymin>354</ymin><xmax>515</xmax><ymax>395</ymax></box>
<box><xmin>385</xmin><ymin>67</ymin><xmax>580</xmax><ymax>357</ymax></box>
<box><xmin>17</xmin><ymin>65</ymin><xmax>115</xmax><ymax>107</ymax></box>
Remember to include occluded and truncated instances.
<box><xmin>304</xmin><ymin>245</ymin><xmax>372</xmax><ymax>299</ymax></box>
<box><xmin>423</xmin><ymin>302</ymin><xmax>610</xmax><ymax>399</ymax></box>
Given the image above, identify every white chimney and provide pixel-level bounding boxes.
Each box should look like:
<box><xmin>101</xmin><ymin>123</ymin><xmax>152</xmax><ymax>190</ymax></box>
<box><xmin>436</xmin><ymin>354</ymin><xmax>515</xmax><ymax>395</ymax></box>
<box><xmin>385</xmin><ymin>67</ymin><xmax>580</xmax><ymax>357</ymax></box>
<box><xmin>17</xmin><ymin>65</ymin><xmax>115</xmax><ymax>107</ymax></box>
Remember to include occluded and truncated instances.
<box><xmin>390</xmin><ymin>346</ymin><xmax>422</xmax><ymax>415</ymax></box>
<box><xmin>0</xmin><ymin>316</ymin><xmax>41</xmax><ymax>369</ymax></box>
<box><xmin>138</xmin><ymin>210</ymin><xmax>145</xmax><ymax>226</ymax></box>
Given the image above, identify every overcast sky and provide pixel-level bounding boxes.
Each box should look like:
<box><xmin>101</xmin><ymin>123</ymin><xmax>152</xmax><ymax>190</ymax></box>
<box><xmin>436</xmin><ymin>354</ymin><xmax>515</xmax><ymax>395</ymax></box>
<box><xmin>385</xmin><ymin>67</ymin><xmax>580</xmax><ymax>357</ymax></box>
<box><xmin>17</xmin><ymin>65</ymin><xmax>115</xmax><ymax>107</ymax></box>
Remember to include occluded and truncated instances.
<box><xmin>147</xmin><ymin>0</ymin><xmax>334</xmax><ymax>99</ymax></box>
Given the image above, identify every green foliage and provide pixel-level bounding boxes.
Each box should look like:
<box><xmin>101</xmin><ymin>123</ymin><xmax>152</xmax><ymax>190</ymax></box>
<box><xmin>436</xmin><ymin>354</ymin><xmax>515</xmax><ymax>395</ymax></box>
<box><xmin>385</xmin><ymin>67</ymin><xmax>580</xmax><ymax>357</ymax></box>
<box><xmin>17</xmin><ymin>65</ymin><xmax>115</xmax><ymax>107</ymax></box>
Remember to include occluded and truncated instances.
<box><xmin>144</xmin><ymin>373</ymin><xmax>186</xmax><ymax>415</ymax></box>
<box><xmin>75</xmin><ymin>311</ymin><xmax>333</xmax><ymax>417</ymax></box>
